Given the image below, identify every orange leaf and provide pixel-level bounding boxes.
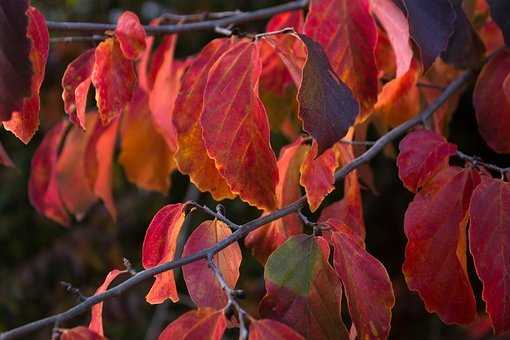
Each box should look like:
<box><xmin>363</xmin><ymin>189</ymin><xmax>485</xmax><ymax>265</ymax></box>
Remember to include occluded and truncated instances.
<box><xmin>172</xmin><ymin>38</ymin><xmax>235</xmax><ymax>201</ymax></box>
<box><xmin>245</xmin><ymin>139</ymin><xmax>307</xmax><ymax>263</ymax></box>
<box><xmin>29</xmin><ymin>121</ymin><xmax>70</xmax><ymax>226</ymax></box>
<box><xmin>119</xmin><ymin>88</ymin><xmax>175</xmax><ymax>192</ymax></box>
<box><xmin>84</xmin><ymin>118</ymin><xmax>119</xmax><ymax>220</ymax></box>
<box><xmin>61</xmin><ymin>49</ymin><xmax>95</xmax><ymax>129</ymax></box>
<box><xmin>403</xmin><ymin>167</ymin><xmax>479</xmax><ymax>324</ymax></box>
<box><xmin>56</xmin><ymin>114</ymin><xmax>98</xmax><ymax>220</ymax></box>
<box><xmin>249</xmin><ymin>319</ymin><xmax>304</xmax><ymax>340</ymax></box>
<box><xmin>304</xmin><ymin>0</ymin><xmax>378</xmax><ymax>119</ymax></box>
<box><xmin>158</xmin><ymin>308</ymin><xmax>227</xmax><ymax>340</ymax></box>
<box><xmin>328</xmin><ymin>221</ymin><xmax>395</xmax><ymax>340</ymax></box>
<box><xmin>4</xmin><ymin>6</ymin><xmax>49</xmax><ymax>143</ymax></box>
<box><xmin>142</xmin><ymin>203</ymin><xmax>185</xmax><ymax>304</ymax></box>
<box><xmin>473</xmin><ymin>48</ymin><xmax>510</xmax><ymax>153</ymax></box>
<box><xmin>89</xmin><ymin>269</ymin><xmax>127</xmax><ymax>336</ymax></box>
<box><xmin>469</xmin><ymin>177</ymin><xmax>510</xmax><ymax>334</ymax></box>
<box><xmin>91</xmin><ymin>38</ymin><xmax>135</xmax><ymax>124</ymax></box>
<box><xmin>182</xmin><ymin>220</ymin><xmax>241</xmax><ymax>309</ymax></box>
<box><xmin>201</xmin><ymin>40</ymin><xmax>278</xmax><ymax>210</ymax></box>
<box><xmin>60</xmin><ymin>327</ymin><xmax>106</xmax><ymax>340</ymax></box>
<box><xmin>115</xmin><ymin>11</ymin><xmax>146</xmax><ymax>60</ymax></box>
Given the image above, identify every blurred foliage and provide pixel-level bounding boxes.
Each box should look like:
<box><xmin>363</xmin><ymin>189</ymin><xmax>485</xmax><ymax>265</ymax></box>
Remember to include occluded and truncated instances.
<box><xmin>0</xmin><ymin>1</ymin><xmax>508</xmax><ymax>339</ymax></box>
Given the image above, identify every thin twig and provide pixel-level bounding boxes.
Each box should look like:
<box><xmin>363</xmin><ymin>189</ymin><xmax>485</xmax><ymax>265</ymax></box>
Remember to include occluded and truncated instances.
<box><xmin>0</xmin><ymin>69</ymin><xmax>473</xmax><ymax>340</ymax></box>
<box><xmin>455</xmin><ymin>150</ymin><xmax>510</xmax><ymax>178</ymax></box>
<box><xmin>185</xmin><ymin>201</ymin><xmax>240</xmax><ymax>230</ymax></box>
<box><xmin>160</xmin><ymin>10</ymin><xmax>243</xmax><ymax>23</ymax></box>
<box><xmin>60</xmin><ymin>282</ymin><xmax>87</xmax><ymax>302</ymax></box>
<box><xmin>50</xmin><ymin>35</ymin><xmax>105</xmax><ymax>44</ymax></box>
<box><xmin>45</xmin><ymin>0</ymin><xmax>309</xmax><ymax>36</ymax></box>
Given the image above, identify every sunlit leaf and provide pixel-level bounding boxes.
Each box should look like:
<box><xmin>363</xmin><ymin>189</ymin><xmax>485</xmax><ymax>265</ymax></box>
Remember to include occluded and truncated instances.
<box><xmin>115</xmin><ymin>11</ymin><xmax>146</xmax><ymax>60</ymax></box>
<box><xmin>158</xmin><ymin>308</ymin><xmax>227</xmax><ymax>340</ymax></box>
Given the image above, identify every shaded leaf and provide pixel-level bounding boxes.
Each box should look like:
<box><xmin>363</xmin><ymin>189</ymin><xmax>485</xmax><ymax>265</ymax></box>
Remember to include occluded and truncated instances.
<box><xmin>4</xmin><ymin>6</ymin><xmax>49</xmax><ymax>143</ymax></box>
<box><xmin>487</xmin><ymin>0</ymin><xmax>510</xmax><ymax>46</ymax></box>
<box><xmin>142</xmin><ymin>203</ymin><xmax>186</xmax><ymax>304</ymax></box>
<box><xmin>173</xmin><ymin>38</ymin><xmax>235</xmax><ymax>201</ymax></box>
<box><xmin>260</xmin><ymin>234</ymin><xmax>349</xmax><ymax>339</ymax></box>
<box><xmin>473</xmin><ymin>48</ymin><xmax>510</xmax><ymax>153</ymax></box>
<box><xmin>119</xmin><ymin>88</ymin><xmax>175</xmax><ymax>192</ymax></box>
<box><xmin>182</xmin><ymin>220</ymin><xmax>241</xmax><ymax>309</ymax></box>
<box><xmin>401</xmin><ymin>0</ymin><xmax>456</xmax><ymax>69</ymax></box>
<box><xmin>397</xmin><ymin>129</ymin><xmax>458</xmax><ymax>192</ymax></box>
<box><xmin>469</xmin><ymin>177</ymin><xmax>510</xmax><ymax>334</ymax></box>
<box><xmin>0</xmin><ymin>142</ymin><xmax>14</xmax><ymax>167</ymax></box>
<box><xmin>61</xmin><ymin>49</ymin><xmax>95</xmax><ymax>129</ymax></box>
<box><xmin>29</xmin><ymin>121</ymin><xmax>70</xmax><ymax>226</ymax></box>
<box><xmin>0</xmin><ymin>0</ymin><xmax>32</xmax><ymax>121</ymax></box>
<box><xmin>201</xmin><ymin>40</ymin><xmax>278</xmax><ymax>210</ymax></box>
<box><xmin>158</xmin><ymin>308</ymin><xmax>227</xmax><ymax>340</ymax></box>
<box><xmin>60</xmin><ymin>327</ymin><xmax>106</xmax><ymax>340</ymax></box>
<box><xmin>249</xmin><ymin>319</ymin><xmax>304</xmax><ymax>340</ymax></box>
<box><xmin>403</xmin><ymin>167</ymin><xmax>479</xmax><ymax>324</ymax></box>
<box><xmin>327</xmin><ymin>221</ymin><xmax>395</xmax><ymax>340</ymax></box>
<box><xmin>91</xmin><ymin>38</ymin><xmax>135</xmax><ymax>124</ymax></box>
<box><xmin>115</xmin><ymin>11</ymin><xmax>146</xmax><ymax>60</ymax></box>
<box><xmin>304</xmin><ymin>0</ymin><xmax>378</xmax><ymax>118</ymax></box>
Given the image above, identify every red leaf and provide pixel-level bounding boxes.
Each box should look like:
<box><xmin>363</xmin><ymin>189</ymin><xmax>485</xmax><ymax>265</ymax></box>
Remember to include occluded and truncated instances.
<box><xmin>119</xmin><ymin>88</ymin><xmax>175</xmax><ymax>192</ymax></box>
<box><xmin>84</xmin><ymin>118</ymin><xmax>119</xmax><ymax>220</ymax></box>
<box><xmin>403</xmin><ymin>167</ymin><xmax>479</xmax><ymax>324</ymax></box>
<box><xmin>469</xmin><ymin>177</ymin><xmax>510</xmax><ymax>334</ymax></box>
<box><xmin>397</xmin><ymin>129</ymin><xmax>458</xmax><ymax>192</ymax></box>
<box><xmin>61</xmin><ymin>49</ymin><xmax>95</xmax><ymax>129</ymax></box>
<box><xmin>487</xmin><ymin>0</ymin><xmax>510</xmax><ymax>46</ymax></box>
<box><xmin>182</xmin><ymin>220</ymin><xmax>241</xmax><ymax>309</ymax></box>
<box><xmin>60</xmin><ymin>327</ymin><xmax>106</xmax><ymax>340</ymax></box>
<box><xmin>0</xmin><ymin>142</ymin><xmax>14</xmax><ymax>167</ymax></box>
<box><xmin>158</xmin><ymin>308</ymin><xmax>227</xmax><ymax>340</ymax></box>
<box><xmin>89</xmin><ymin>269</ymin><xmax>127</xmax><ymax>336</ymax></box>
<box><xmin>0</xmin><ymin>0</ymin><xmax>32</xmax><ymax>121</ymax></box>
<box><xmin>4</xmin><ymin>6</ymin><xmax>49</xmax><ymax>143</ymax></box>
<box><xmin>172</xmin><ymin>38</ymin><xmax>235</xmax><ymax>201</ymax></box>
<box><xmin>201</xmin><ymin>40</ymin><xmax>278</xmax><ymax>210</ymax></box>
<box><xmin>115</xmin><ymin>11</ymin><xmax>146</xmax><ymax>60</ymax></box>
<box><xmin>245</xmin><ymin>139</ymin><xmax>307</xmax><ymax>263</ymax></box>
<box><xmin>29</xmin><ymin>121</ymin><xmax>70</xmax><ymax>226</ymax></box>
<box><xmin>473</xmin><ymin>48</ymin><xmax>510</xmax><ymax>153</ymax></box>
<box><xmin>91</xmin><ymin>38</ymin><xmax>135</xmax><ymax>124</ymax></box>
<box><xmin>259</xmin><ymin>234</ymin><xmax>349</xmax><ymax>339</ymax></box>
<box><xmin>142</xmin><ymin>203</ymin><xmax>186</xmax><ymax>304</ymax></box>
<box><xmin>371</xmin><ymin>0</ymin><xmax>413</xmax><ymax>77</ymax></box>
<box><xmin>267</xmin><ymin>10</ymin><xmax>304</xmax><ymax>33</ymax></box>
<box><xmin>249</xmin><ymin>319</ymin><xmax>304</xmax><ymax>340</ymax></box>
<box><xmin>327</xmin><ymin>221</ymin><xmax>395</xmax><ymax>340</ymax></box>
<box><xmin>304</xmin><ymin>0</ymin><xmax>378</xmax><ymax>118</ymax></box>
<box><xmin>56</xmin><ymin>114</ymin><xmax>98</xmax><ymax>220</ymax></box>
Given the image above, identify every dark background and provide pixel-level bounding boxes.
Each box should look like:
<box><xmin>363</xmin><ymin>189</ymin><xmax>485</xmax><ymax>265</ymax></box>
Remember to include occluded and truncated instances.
<box><xmin>0</xmin><ymin>0</ymin><xmax>508</xmax><ymax>339</ymax></box>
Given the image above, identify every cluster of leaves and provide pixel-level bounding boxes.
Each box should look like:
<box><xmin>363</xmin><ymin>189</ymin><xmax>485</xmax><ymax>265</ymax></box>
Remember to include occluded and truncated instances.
<box><xmin>2</xmin><ymin>0</ymin><xmax>510</xmax><ymax>338</ymax></box>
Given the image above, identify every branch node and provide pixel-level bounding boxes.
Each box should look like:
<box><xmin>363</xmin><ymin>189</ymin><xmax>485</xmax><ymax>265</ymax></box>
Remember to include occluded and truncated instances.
<box><xmin>123</xmin><ymin>258</ymin><xmax>137</xmax><ymax>276</ymax></box>
<box><xmin>60</xmin><ymin>281</ymin><xmax>87</xmax><ymax>302</ymax></box>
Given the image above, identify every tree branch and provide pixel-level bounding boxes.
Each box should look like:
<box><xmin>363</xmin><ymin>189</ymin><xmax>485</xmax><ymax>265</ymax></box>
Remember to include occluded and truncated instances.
<box><xmin>46</xmin><ymin>0</ymin><xmax>309</xmax><ymax>36</ymax></box>
<box><xmin>0</xmin><ymin>69</ymin><xmax>473</xmax><ymax>340</ymax></box>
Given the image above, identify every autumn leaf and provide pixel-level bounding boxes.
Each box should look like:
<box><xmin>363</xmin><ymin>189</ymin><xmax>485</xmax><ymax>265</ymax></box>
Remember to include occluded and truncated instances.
<box><xmin>403</xmin><ymin>167</ymin><xmax>479</xmax><ymax>324</ymax></box>
<box><xmin>401</xmin><ymin>0</ymin><xmax>456</xmax><ymax>69</ymax></box>
<box><xmin>29</xmin><ymin>121</ymin><xmax>70</xmax><ymax>226</ymax></box>
<box><xmin>370</xmin><ymin>0</ymin><xmax>413</xmax><ymax>77</ymax></box>
<box><xmin>142</xmin><ymin>203</ymin><xmax>186</xmax><ymax>304</ymax></box>
<box><xmin>56</xmin><ymin>114</ymin><xmax>98</xmax><ymax>220</ymax></box>
<box><xmin>327</xmin><ymin>220</ymin><xmax>395</xmax><ymax>340</ymax></box>
<box><xmin>119</xmin><ymin>88</ymin><xmax>175</xmax><ymax>193</ymax></box>
<box><xmin>245</xmin><ymin>139</ymin><xmax>307</xmax><ymax>263</ymax></box>
<box><xmin>304</xmin><ymin>0</ymin><xmax>378</xmax><ymax>118</ymax></box>
<box><xmin>249</xmin><ymin>319</ymin><xmax>304</xmax><ymax>340</ymax></box>
<box><xmin>89</xmin><ymin>269</ymin><xmax>127</xmax><ymax>336</ymax></box>
<box><xmin>182</xmin><ymin>220</ymin><xmax>241</xmax><ymax>309</ymax></box>
<box><xmin>91</xmin><ymin>38</ymin><xmax>135</xmax><ymax>124</ymax></box>
<box><xmin>487</xmin><ymin>0</ymin><xmax>510</xmax><ymax>46</ymax></box>
<box><xmin>61</xmin><ymin>49</ymin><xmax>95</xmax><ymax>129</ymax></box>
<box><xmin>172</xmin><ymin>38</ymin><xmax>235</xmax><ymax>201</ymax></box>
<box><xmin>158</xmin><ymin>308</ymin><xmax>227</xmax><ymax>340</ymax></box>
<box><xmin>4</xmin><ymin>6</ymin><xmax>49</xmax><ymax>144</ymax></box>
<box><xmin>397</xmin><ymin>129</ymin><xmax>458</xmax><ymax>192</ymax></box>
<box><xmin>259</xmin><ymin>234</ymin><xmax>349</xmax><ymax>339</ymax></box>
<box><xmin>201</xmin><ymin>40</ymin><xmax>278</xmax><ymax>210</ymax></box>
<box><xmin>0</xmin><ymin>0</ymin><xmax>32</xmax><ymax>121</ymax></box>
<box><xmin>59</xmin><ymin>327</ymin><xmax>106</xmax><ymax>340</ymax></box>
<box><xmin>115</xmin><ymin>11</ymin><xmax>146</xmax><ymax>60</ymax></box>
<box><xmin>84</xmin><ymin>118</ymin><xmax>119</xmax><ymax>220</ymax></box>
<box><xmin>473</xmin><ymin>48</ymin><xmax>510</xmax><ymax>153</ymax></box>
<box><xmin>469</xmin><ymin>177</ymin><xmax>510</xmax><ymax>334</ymax></box>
